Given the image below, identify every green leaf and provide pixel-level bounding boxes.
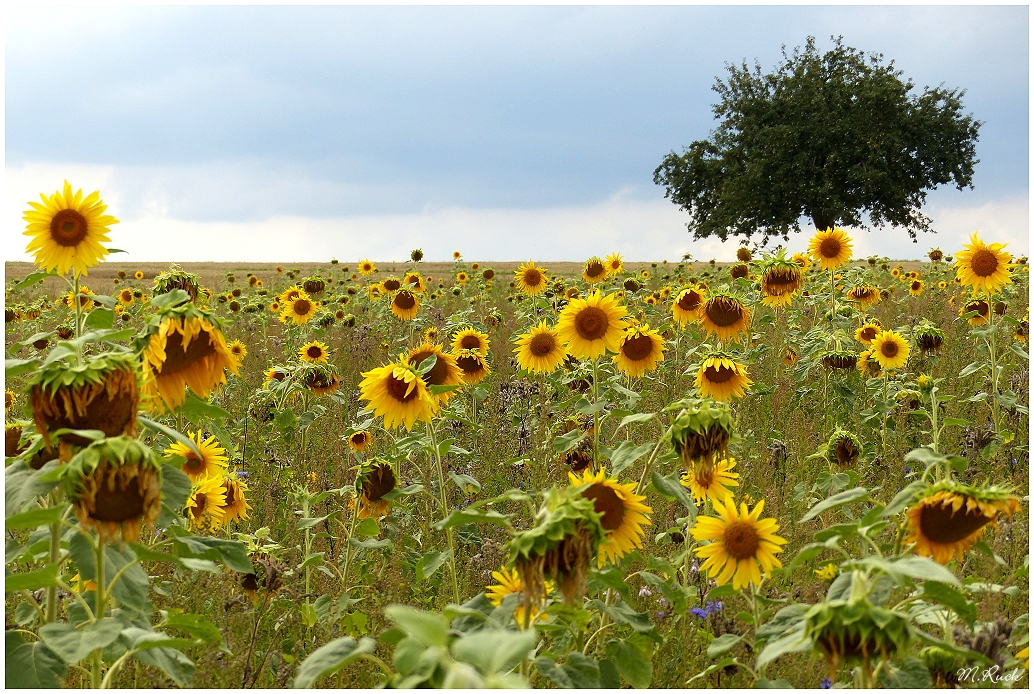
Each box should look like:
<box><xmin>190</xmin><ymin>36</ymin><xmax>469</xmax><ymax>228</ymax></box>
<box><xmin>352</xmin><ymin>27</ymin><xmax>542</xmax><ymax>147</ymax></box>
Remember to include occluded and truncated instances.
<box><xmin>381</xmin><ymin>483</ymin><xmax>423</xmax><ymax>500</ymax></box>
<box><xmin>6</xmin><ymin>358</ymin><xmax>41</xmax><ymax>379</ymax></box>
<box><xmin>560</xmin><ymin>651</ymin><xmax>601</xmax><ymax>688</ymax></box>
<box><xmin>13</xmin><ymin>270</ymin><xmax>59</xmax><ymax>289</ymax></box>
<box><xmin>158</xmin><ymin>462</ymin><xmax>191</xmax><ymax>524</ymax></box>
<box><xmin>433</xmin><ymin>508</ymin><xmax>512</xmax><ymax>531</ymax></box>
<box><xmin>5</xmin><ymin>564</ymin><xmax>61</xmax><ymax>593</ymax></box>
<box><xmin>385</xmin><ymin>605</ymin><xmax>449</xmax><ymax>647</ymax></box>
<box><xmin>347</xmin><ymin>537</ymin><xmax>391</xmax><ymax>550</ymax></box>
<box><xmin>589</xmin><ymin>600</ymin><xmax>660</xmax><ymax>642</ymax></box>
<box><xmin>615</xmin><ymin>412</ymin><xmax>656</xmax><ymax>432</ymax></box>
<box><xmin>170</xmin><ymin>534</ymin><xmax>253</xmax><ymax>574</ymax></box>
<box><xmin>958</xmin><ymin>361</ymin><xmax>986</xmax><ymax>378</ymax></box>
<box><xmin>848</xmin><ymin>556</ymin><xmax>961</xmax><ymax>587</ymax></box>
<box><xmin>131</xmin><ymin>644</ymin><xmax>196</xmax><ymax>687</ymax></box>
<box><xmin>881</xmin><ymin>480</ymin><xmax>927</xmax><ymax>518</ymax></box>
<box><xmin>178</xmin><ymin>557</ymin><xmax>220</xmax><ymax>573</ymax></box>
<box><xmin>137</xmin><ymin>416</ymin><xmax>202</xmax><ymax>459</ymax></box>
<box><xmin>756</xmin><ymin>629</ymin><xmax>810</xmax><ymax>669</ymax></box>
<box><xmin>650</xmin><ymin>471</ymin><xmax>696</xmax><ymax>518</ymax></box>
<box><xmin>707</xmin><ymin>633</ymin><xmax>742</xmax><ymax>659</ymax></box>
<box><xmin>606</xmin><ymin>638</ymin><xmax>653</xmax><ymax>688</ymax></box>
<box><xmin>920</xmin><ymin>581</ymin><xmax>977</xmax><ymax>625</ymax></box>
<box><xmin>452</xmin><ymin>628</ymin><xmax>537</xmax><ymax>676</ymax></box>
<box><xmin>448</xmin><ymin>471</ymin><xmax>482</xmax><ymax>493</ymax></box>
<box><xmin>799</xmin><ymin>486</ymin><xmax>869</xmax><ymax>523</ymax></box>
<box><xmin>292</xmin><ymin>636</ymin><xmax>376</xmax><ymax>688</ymax></box>
<box><xmin>38</xmin><ymin>618</ymin><xmax>123</xmax><ymax>664</ymax></box>
<box><xmin>687</xmin><ymin>657</ymin><xmax>736</xmax><ymax>683</ymax></box>
<box><xmin>176</xmin><ymin>393</ymin><xmax>230</xmax><ymax>423</ymax></box>
<box><xmin>356</xmin><ymin>518</ymin><xmax>380</xmax><ymax>538</ymax></box>
<box><xmin>608</xmin><ymin>441</ymin><xmax>655</xmax><ymax>476</ymax></box>
<box><xmin>877</xmin><ymin>657</ymin><xmax>932</xmax><ymax>689</ymax></box>
<box><xmin>535</xmin><ymin>657</ymin><xmax>574</xmax><ymax>688</ymax></box>
<box><xmin>755</xmin><ymin>678</ymin><xmax>794</xmax><ymax>688</ymax></box>
<box><xmin>84</xmin><ymin>308</ymin><xmax>114</xmax><ymax>330</ymax></box>
<box><xmin>163</xmin><ymin>613</ymin><xmax>222</xmax><ymax>644</ymax></box>
<box><xmin>553</xmin><ymin>429</ymin><xmax>588</xmax><ymax>454</ymax></box>
<box><xmin>297</xmin><ymin>515</ymin><xmax>330</xmax><ymax>531</ymax></box>
<box><xmin>5</xmin><ymin>630</ymin><xmax>68</xmax><ymax>688</ymax></box>
<box><xmin>415</xmin><ymin>549</ymin><xmax>451</xmax><ymax>583</ymax></box>
<box><xmin>5</xmin><ymin>505</ymin><xmax>64</xmax><ymax>530</ymax></box>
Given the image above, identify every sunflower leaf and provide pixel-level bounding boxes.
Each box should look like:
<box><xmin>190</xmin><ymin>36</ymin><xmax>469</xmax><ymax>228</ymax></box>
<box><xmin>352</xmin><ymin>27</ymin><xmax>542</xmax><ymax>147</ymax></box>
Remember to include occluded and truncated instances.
<box><xmin>137</xmin><ymin>416</ymin><xmax>203</xmax><ymax>459</ymax></box>
<box><xmin>5</xmin><ymin>358</ymin><xmax>40</xmax><ymax>379</ymax></box>
<box><xmin>650</xmin><ymin>471</ymin><xmax>696</xmax><ymax>517</ymax></box>
<box><xmin>799</xmin><ymin>486</ymin><xmax>869</xmax><ymax>523</ymax></box>
<box><xmin>292</xmin><ymin>636</ymin><xmax>376</xmax><ymax>688</ymax></box>
<box><xmin>608</xmin><ymin>441</ymin><xmax>655</xmax><ymax>476</ymax></box>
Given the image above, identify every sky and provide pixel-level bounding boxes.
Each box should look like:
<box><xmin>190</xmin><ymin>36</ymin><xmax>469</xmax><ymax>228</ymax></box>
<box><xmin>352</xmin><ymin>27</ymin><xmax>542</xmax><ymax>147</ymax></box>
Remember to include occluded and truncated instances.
<box><xmin>5</xmin><ymin>4</ymin><xmax>1029</xmax><ymax>263</ymax></box>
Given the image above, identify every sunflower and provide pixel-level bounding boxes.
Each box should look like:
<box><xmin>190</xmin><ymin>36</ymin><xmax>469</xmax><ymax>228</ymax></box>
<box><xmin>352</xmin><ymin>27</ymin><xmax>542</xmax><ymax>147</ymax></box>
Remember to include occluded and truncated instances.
<box><xmin>783</xmin><ymin>346</ymin><xmax>798</xmax><ymax>367</ymax></box>
<box><xmin>791</xmin><ymin>253</ymin><xmax>810</xmax><ymax>270</ymax></box>
<box><xmin>280</xmin><ymin>295</ymin><xmax>320</xmax><ymax>325</ymax></box>
<box><xmin>691</xmin><ymin>497</ymin><xmax>786</xmax><ymax>590</ymax></box>
<box><xmin>680</xmin><ymin>457</ymin><xmax>739</xmax><ymax>505</ymax></box>
<box><xmin>582</xmin><ymin>257</ymin><xmax>608</xmax><ymax>284</ymax></box>
<box><xmin>301</xmin><ymin>363</ymin><xmax>341</xmax><ymax>396</ymax></box>
<box><xmin>605</xmin><ymin>252</ymin><xmax>624</xmax><ymax>274</ymax></box>
<box><xmin>227</xmin><ymin>339</ymin><xmax>247</xmax><ymax>366</ymax></box>
<box><xmin>613</xmin><ymin>324</ymin><xmax>666</xmax><ymax>377</ymax></box>
<box><xmin>186</xmin><ymin>474</ymin><xmax>228</xmax><ymax>533</ymax></box>
<box><xmin>937</xmin><ymin>281</ymin><xmax>947</xmax><ymax>290</ymax></box>
<box><xmin>695</xmin><ymin>354</ymin><xmax>752</xmax><ymax>401</ymax></box>
<box><xmin>358</xmin><ymin>259</ymin><xmax>377</xmax><ymax>276</ymax></box>
<box><xmin>456</xmin><ymin>271</ymin><xmax>469</xmax><ymax>284</ymax></box>
<box><xmin>455</xmin><ymin>349</ymin><xmax>491</xmax><ymax>384</ymax></box>
<box><xmin>299</xmin><ymin>340</ymin><xmax>330</xmax><ymax>364</ymax></box>
<box><xmin>134</xmin><ymin>271</ymin><xmax>145</xmax><ymax>280</ymax></box>
<box><xmin>644</xmin><ymin>295</ymin><xmax>657</xmax><ymax>306</ymax></box>
<box><xmin>515</xmin><ymin>261</ymin><xmax>548</xmax><ymax>295</ymax></box>
<box><xmin>556</xmin><ymin>291</ymin><xmax>628</xmax><ymax>360</ymax></box>
<box><xmin>870</xmin><ymin>330</ymin><xmax>910</xmax><ymax>371</ymax></box>
<box><xmin>905</xmin><ymin>481</ymin><xmax>1021</xmax><ymax>564</ymax></box>
<box><xmin>358</xmin><ymin>358</ymin><xmax>437</xmax><ymax>430</ymax></box>
<box><xmin>485</xmin><ymin>565</ymin><xmax>552</xmax><ymax>624</ymax></box>
<box><xmin>368</xmin><ymin>283</ymin><xmax>384</xmax><ymax>301</ymax></box>
<box><xmin>759</xmin><ymin>258</ymin><xmax>802</xmax><ymax>308</ymax></box>
<box><xmin>857</xmin><ymin>348</ymin><xmax>882</xmax><ymax>378</ymax></box>
<box><xmin>814</xmin><ymin>563</ymin><xmax>838</xmax><ymax>581</ymax></box>
<box><xmin>891</xmin><ymin>267</ymin><xmax>902</xmax><ymax>279</ymax></box>
<box><xmin>699</xmin><ymin>293</ymin><xmax>751</xmax><ymax>343</ymax></box>
<box><xmin>23</xmin><ymin>181</ymin><xmax>118</xmax><ymax>276</ymax></box>
<box><xmin>453</xmin><ymin>251</ymin><xmax>462</xmax><ymax>260</ymax></box>
<box><xmin>845</xmin><ymin>285</ymin><xmax>881</xmax><ymax>308</ymax></box>
<box><xmin>357</xmin><ymin>461</ymin><xmax>396</xmax><ymax>520</ymax></box>
<box><xmin>5</xmin><ymin>390</ymin><xmax>14</xmax><ymax>412</ymax></box>
<box><xmin>407</xmin><ymin>343</ymin><xmax>463</xmax><ymax>403</ymax></box>
<box><xmin>513</xmin><ymin>321</ymin><xmax>567</xmax><ymax>374</ymax></box>
<box><xmin>808</xmin><ymin>228</ymin><xmax>853</xmax><ymax>271</ymax></box>
<box><xmin>137</xmin><ymin>308</ymin><xmax>239</xmax><ymax>413</ymax></box>
<box><xmin>568</xmin><ymin>468</ymin><xmax>652</xmax><ymax>567</ymax></box>
<box><xmin>826</xmin><ymin>430</ymin><xmax>862</xmax><ymax>469</ymax></box>
<box><xmin>384</xmin><ymin>289</ymin><xmax>417</xmax><ymax>321</ymax></box>
<box><xmin>347</xmin><ymin>430</ymin><xmax>372</xmax><ymax>453</ymax></box>
<box><xmin>221</xmin><ymin>473</ymin><xmax>252</xmax><ymax>523</ymax></box>
<box><xmin>452</xmin><ymin>327</ymin><xmax>490</xmax><ymax>356</ymax></box>
<box><xmin>670</xmin><ymin>397</ymin><xmax>735</xmax><ymax>469</ymax></box>
<box><xmin>961</xmin><ymin>298</ymin><xmax>990</xmax><ymax>326</ymax></box>
<box><xmin>854</xmin><ymin>321</ymin><xmax>882</xmax><ymax>346</ymax></box>
<box><xmin>165</xmin><ymin>431</ymin><xmax>229</xmax><ymax>483</ymax></box>
<box><xmin>909</xmin><ymin>279</ymin><xmax>925</xmax><ymax>296</ymax></box>
<box><xmin>264</xmin><ymin>366</ymin><xmax>289</xmax><ymax>385</ymax></box>
<box><xmin>672</xmin><ymin>286</ymin><xmax>706</xmax><ymax>327</ymax></box>
<box><xmin>404</xmin><ymin>271</ymin><xmax>425</xmax><ymax>293</ymax></box>
<box><xmin>954</xmin><ymin>232</ymin><xmax>1012</xmax><ymax>295</ymax></box>
<box><xmin>63</xmin><ymin>285</ymin><xmax>96</xmax><ymax>311</ymax></box>
<box><xmin>118</xmin><ymin>288</ymin><xmax>135</xmax><ymax>306</ymax></box>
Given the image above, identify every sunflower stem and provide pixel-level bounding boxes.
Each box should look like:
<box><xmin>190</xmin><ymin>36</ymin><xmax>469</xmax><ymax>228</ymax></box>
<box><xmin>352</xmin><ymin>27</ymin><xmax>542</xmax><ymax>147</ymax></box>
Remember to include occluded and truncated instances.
<box><xmin>339</xmin><ymin>502</ymin><xmax>359</xmax><ymax>593</ymax></box>
<box><xmin>91</xmin><ymin>535</ymin><xmax>107</xmax><ymax>689</ymax></box>
<box><xmin>984</xmin><ymin>289</ymin><xmax>1003</xmax><ymax>433</ymax></box>
<box><xmin>45</xmin><ymin>488</ymin><xmax>64</xmax><ymax>623</ymax></box>
<box><xmin>591</xmin><ymin>358</ymin><xmax>600</xmax><ymax>472</ymax></box>
<box><xmin>428</xmin><ymin>419</ymin><xmax>460</xmax><ymax>604</ymax></box>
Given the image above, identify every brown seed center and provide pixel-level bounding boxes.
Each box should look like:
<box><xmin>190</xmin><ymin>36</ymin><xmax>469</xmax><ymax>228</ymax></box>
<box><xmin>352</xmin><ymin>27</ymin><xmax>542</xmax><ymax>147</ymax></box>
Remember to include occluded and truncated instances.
<box><xmin>911</xmin><ymin>281</ymin><xmax>921</xmax><ymax>291</ymax></box>
<box><xmin>191</xmin><ymin>493</ymin><xmax>207</xmax><ymax>519</ymax></box>
<box><xmin>293</xmin><ymin>298</ymin><xmax>312</xmax><ymax>315</ymax></box>
<box><xmin>460</xmin><ymin>335</ymin><xmax>482</xmax><ymax>350</ymax></box>
<box><xmin>394</xmin><ymin>292</ymin><xmax>416</xmax><ymax>310</ymax></box>
<box><xmin>722</xmin><ymin>521</ymin><xmax>760</xmax><ymax>560</ymax></box>
<box><xmin>383</xmin><ymin>279</ymin><xmax>402</xmax><ymax>291</ymax></box>
<box><xmin>881</xmin><ymin>341</ymin><xmax>899</xmax><ymax>358</ymax></box>
<box><xmin>621</xmin><ymin>334</ymin><xmax>655</xmax><ymax>361</ymax></box>
<box><xmin>410</xmin><ymin>349</ymin><xmax>448</xmax><ymax>386</ymax></box>
<box><xmin>860</xmin><ymin>326</ymin><xmax>878</xmax><ymax>342</ymax></box>
<box><xmin>585</xmin><ymin>261</ymin><xmax>605</xmax><ymax>278</ymax></box>
<box><xmin>678</xmin><ymin>291</ymin><xmax>702</xmax><ymax>312</ymax></box>
<box><xmin>919</xmin><ymin>501</ymin><xmax>993</xmax><ymax>544</ymax></box>
<box><xmin>456</xmin><ymin>355</ymin><xmax>484</xmax><ymax>375</ymax></box>
<box><xmin>582</xmin><ymin>483</ymin><xmax>626</xmax><ymax>531</ymax></box>
<box><xmin>364</xmin><ymin>464</ymin><xmax>397</xmax><ymax>502</ymax></box>
<box><xmin>386</xmin><ymin>374</ymin><xmax>418</xmax><ymax>403</ymax></box>
<box><xmin>970</xmin><ymin>249</ymin><xmax>999</xmax><ymax>278</ymax></box>
<box><xmin>833</xmin><ymin>438</ymin><xmax>858</xmax><ymax>467</ymax></box>
<box><xmin>529</xmin><ymin>332</ymin><xmax>557</xmax><ymax>357</ymax></box>
<box><xmin>819</xmin><ymin>237</ymin><xmax>842</xmax><ymax>259</ymax></box>
<box><xmin>705</xmin><ymin>297</ymin><xmax>744</xmax><ymax>328</ymax></box>
<box><xmin>91</xmin><ymin>478</ymin><xmax>147</xmax><ymax>523</ymax></box>
<box><xmin>574</xmin><ymin>306</ymin><xmax>608</xmax><ymax>341</ymax></box>
<box><xmin>50</xmin><ymin>209</ymin><xmax>89</xmax><ymax>247</ymax></box>
<box><xmin>159</xmin><ymin>330</ymin><xmax>216</xmax><ymax>375</ymax></box>
<box><xmin>704</xmin><ymin>364</ymin><xmax>736</xmax><ymax>384</ymax></box>
<box><xmin>306</xmin><ymin>345</ymin><xmax>323</xmax><ymax>359</ymax></box>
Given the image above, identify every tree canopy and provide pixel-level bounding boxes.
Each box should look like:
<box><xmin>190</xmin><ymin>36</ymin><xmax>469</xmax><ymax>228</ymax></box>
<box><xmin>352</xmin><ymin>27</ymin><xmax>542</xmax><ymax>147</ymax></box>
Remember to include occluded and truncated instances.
<box><xmin>653</xmin><ymin>36</ymin><xmax>981</xmax><ymax>243</ymax></box>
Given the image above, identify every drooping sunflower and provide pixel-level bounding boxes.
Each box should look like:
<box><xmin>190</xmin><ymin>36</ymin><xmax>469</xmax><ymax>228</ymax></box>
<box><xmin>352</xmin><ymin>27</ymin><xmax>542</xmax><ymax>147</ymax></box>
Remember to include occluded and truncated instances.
<box><xmin>280</xmin><ymin>295</ymin><xmax>320</xmax><ymax>325</ymax></box>
<box><xmin>227</xmin><ymin>339</ymin><xmax>247</xmax><ymax>367</ymax></box>
<box><xmin>513</xmin><ymin>321</ymin><xmax>568</xmax><ymax>374</ymax></box>
<box><xmin>264</xmin><ymin>365</ymin><xmax>289</xmax><ymax>385</ymax></box>
<box><xmin>298</xmin><ymin>340</ymin><xmax>330</xmax><ymax>364</ymax></box>
<box><xmin>568</xmin><ymin>468</ymin><xmax>652</xmax><ymax>567</ymax></box>
<box><xmin>390</xmin><ymin>289</ymin><xmax>419</xmax><ymax>320</ymax></box>
<box><xmin>23</xmin><ymin>181</ymin><xmax>117</xmax><ymax>276</ymax></box>
<box><xmin>870</xmin><ymin>329</ymin><xmax>910</xmax><ymax>371</ymax></box>
<box><xmin>845</xmin><ymin>285</ymin><xmax>881</xmax><ymax>308</ymax></box>
<box><xmin>358</xmin><ymin>259</ymin><xmax>377</xmax><ymax>276</ymax></box>
<box><xmin>680</xmin><ymin>457</ymin><xmax>739</xmax><ymax>505</ymax></box>
<box><xmin>905</xmin><ymin>481</ymin><xmax>1021</xmax><ymax>564</ymax></box>
<box><xmin>515</xmin><ymin>261</ymin><xmax>549</xmax><ymax>295</ymax></box>
<box><xmin>826</xmin><ymin>430</ymin><xmax>862</xmax><ymax>469</ymax></box>
<box><xmin>961</xmin><ymin>298</ymin><xmax>990</xmax><ymax>326</ymax></box>
<box><xmin>605</xmin><ymin>252</ymin><xmax>624</xmax><ymax>274</ymax></box>
<box><xmin>909</xmin><ymin>279</ymin><xmax>925</xmax><ymax>296</ymax></box>
<box><xmin>347</xmin><ymin>430</ymin><xmax>372</xmax><ymax>453</ymax></box>
<box><xmin>612</xmin><ymin>324</ymin><xmax>666</xmax><ymax>378</ymax></box>
<box><xmin>452</xmin><ymin>327</ymin><xmax>490</xmax><ymax>357</ymax></box>
<box><xmin>136</xmin><ymin>301</ymin><xmax>239</xmax><ymax>413</ymax></box>
<box><xmin>672</xmin><ymin>286</ymin><xmax>706</xmax><ymax>327</ymax></box>
<box><xmin>954</xmin><ymin>232</ymin><xmax>1012</xmax><ymax>295</ymax></box>
<box><xmin>407</xmin><ymin>343</ymin><xmax>463</xmax><ymax>404</ymax></box>
<box><xmin>358</xmin><ymin>357</ymin><xmax>437</xmax><ymax>431</ymax></box>
<box><xmin>355</xmin><ymin>459</ymin><xmax>397</xmax><ymax>520</ymax></box>
<box><xmin>186</xmin><ymin>474</ymin><xmax>228</xmax><ymax>533</ymax></box>
<box><xmin>165</xmin><ymin>431</ymin><xmax>229</xmax><ymax>483</ymax></box>
<box><xmin>699</xmin><ymin>292</ymin><xmax>751</xmax><ymax>343</ymax></box>
<box><xmin>220</xmin><ymin>472</ymin><xmax>252</xmax><ymax>523</ymax></box>
<box><xmin>670</xmin><ymin>397</ymin><xmax>735</xmax><ymax>470</ymax></box>
<box><xmin>556</xmin><ymin>291</ymin><xmax>628</xmax><ymax>360</ymax></box>
<box><xmin>854</xmin><ymin>321</ymin><xmax>882</xmax><ymax>346</ymax></box>
<box><xmin>808</xmin><ymin>228</ymin><xmax>853</xmax><ymax>271</ymax></box>
<box><xmin>454</xmin><ymin>348</ymin><xmax>491</xmax><ymax>384</ymax></box>
<box><xmin>695</xmin><ymin>354</ymin><xmax>752</xmax><ymax>401</ymax></box>
<box><xmin>691</xmin><ymin>497</ymin><xmax>786</xmax><ymax>590</ymax></box>
<box><xmin>759</xmin><ymin>256</ymin><xmax>802</xmax><ymax>308</ymax></box>
<box><xmin>582</xmin><ymin>257</ymin><xmax>608</xmax><ymax>284</ymax></box>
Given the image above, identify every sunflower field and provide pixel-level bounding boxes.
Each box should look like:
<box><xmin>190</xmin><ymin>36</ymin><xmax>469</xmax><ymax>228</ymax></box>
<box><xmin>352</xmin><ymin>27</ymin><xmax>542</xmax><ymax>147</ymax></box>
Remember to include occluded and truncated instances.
<box><xmin>4</xmin><ymin>181</ymin><xmax>1030</xmax><ymax>689</ymax></box>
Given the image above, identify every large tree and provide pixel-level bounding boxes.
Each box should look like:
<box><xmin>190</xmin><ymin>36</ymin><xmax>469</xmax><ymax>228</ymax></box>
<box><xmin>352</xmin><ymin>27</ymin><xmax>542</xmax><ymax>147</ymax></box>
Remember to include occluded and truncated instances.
<box><xmin>653</xmin><ymin>36</ymin><xmax>981</xmax><ymax>243</ymax></box>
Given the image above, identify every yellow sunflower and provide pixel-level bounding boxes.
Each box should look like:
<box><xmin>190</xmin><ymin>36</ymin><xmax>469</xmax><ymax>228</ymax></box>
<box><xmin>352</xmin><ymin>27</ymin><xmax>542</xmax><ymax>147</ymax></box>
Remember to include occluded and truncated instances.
<box><xmin>23</xmin><ymin>181</ymin><xmax>118</xmax><ymax>276</ymax></box>
<box><xmin>165</xmin><ymin>431</ymin><xmax>229</xmax><ymax>483</ymax></box>
<box><xmin>672</xmin><ymin>286</ymin><xmax>706</xmax><ymax>327</ymax></box>
<box><xmin>389</xmin><ymin>290</ymin><xmax>419</xmax><ymax>320</ymax></box>
<box><xmin>451</xmin><ymin>327</ymin><xmax>491</xmax><ymax>357</ymax></box>
<box><xmin>454</xmin><ymin>349</ymin><xmax>491</xmax><ymax>384</ymax></box>
<box><xmin>358</xmin><ymin>259</ymin><xmax>377</xmax><ymax>276</ymax></box>
<box><xmin>186</xmin><ymin>474</ymin><xmax>228</xmax><ymax>533</ymax></box>
<box><xmin>690</xmin><ymin>497</ymin><xmax>786</xmax><ymax>590</ymax></box>
<box><xmin>699</xmin><ymin>293</ymin><xmax>751</xmax><ymax>343</ymax></box>
<box><xmin>582</xmin><ymin>257</ymin><xmax>608</xmax><ymax>284</ymax></box>
<box><xmin>368</xmin><ymin>283</ymin><xmax>384</xmax><ymax>301</ymax></box>
<box><xmin>515</xmin><ymin>261</ymin><xmax>549</xmax><ymax>295</ymax></box>
<box><xmin>808</xmin><ymin>228</ymin><xmax>853</xmax><ymax>271</ymax></box>
<box><xmin>453</xmin><ymin>251</ymin><xmax>462</xmax><ymax>260</ymax></box>
<box><xmin>961</xmin><ymin>298</ymin><xmax>990</xmax><ymax>326</ymax></box>
<box><xmin>404</xmin><ymin>271</ymin><xmax>425</xmax><ymax>293</ymax></box>
<box><xmin>358</xmin><ymin>358</ymin><xmax>437</xmax><ymax>431</ymax></box>
<box><xmin>905</xmin><ymin>482</ymin><xmax>1020</xmax><ymax>564</ymax></box>
<box><xmin>814</xmin><ymin>564</ymin><xmax>838</xmax><ymax>581</ymax></box>
<box><xmin>280</xmin><ymin>295</ymin><xmax>320</xmax><ymax>325</ymax></box>
<box><xmin>695</xmin><ymin>355</ymin><xmax>752</xmax><ymax>401</ymax></box>
<box><xmin>568</xmin><ymin>468</ymin><xmax>652</xmax><ymax>567</ymax></box>
<box><xmin>118</xmin><ymin>288</ymin><xmax>135</xmax><ymax>306</ymax></box>
<box><xmin>456</xmin><ymin>271</ymin><xmax>469</xmax><ymax>284</ymax></box>
<box><xmin>279</xmin><ymin>286</ymin><xmax>306</xmax><ymax>304</ymax></box>
<box><xmin>854</xmin><ymin>321</ymin><xmax>882</xmax><ymax>346</ymax></box>
<box><xmin>845</xmin><ymin>285</ymin><xmax>881</xmax><ymax>307</ymax></box>
<box><xmin>613</xmin><ymin>324</ymin><xmax>666</xmax><ymax>378</ymax></box>
<box><xmin>954</xmin><ymin>232</ymin><xmax>1012</xmax><ymax>295</ymax></box>
<box><xmin>486</xmin><ymin>565</ymin><xmax>550</xmax><ymax>624</ymax></box>
<box><xmin>407</xmin><ymin>343</ymin><xmax>463</xmax><ymax>403</ymax></box>
<box><xmin>857</xmin><ymin>348</ymin><xmax>881</xmax><ymax>378</ymax></box>
<box><xmin>909</xmin><ymin>279</ymin><xmax>925</xmax><ymax>296</ymax></box>
<box><xmin>556</xmin><ymin>291</ymin><xmax>628</xmax><ymax>360</ymax></box>
<box><xmin>870</xmin><ymin>330</ymin><xmax>910</xmax><ymax>371</ymax></box>
<box><xmin>790</xmin><ymin>252</ymin><xmax>810</xmax><ymax>271</ymax></box>
<box><xmin>680</xmin><ymin>457</ymin><xmax>739</xmax><ymax>505</ymax></box>
<box><xmin>513</xmin><ymin>321</ymin><xmax>567</xmax><ymax>374</ymax></box>
<box><xmin>63</xmin><ymin>285</ymin><xmax>96</xmax><ymax>312</ymax></box>
<box><xmin>299</xmin><ymin>340</ymin><xmax>330</xmax><ymax>363</ymax></box>
<box><xmin>357</xmin><ymin>462</ymin><xmax>396</xmax><ymax>520</ymax></box>
<box><xmin>605</xmin><ymin>252</ymin><xmax>624</xmax><ymax>274</ymax></box>
<box><xmin>227</xmin><ymin>339</ymin><xmax>247</xmax><ymax>366</ymax></box>
<box><xmin>134</xmin><ymin>271</ymin><xmax>145</xmax><ymax>280</ymax></box>
<box><xmin>347</xmin><ymin>430</ymin><xmax>372</xmax><ymax>453</ymax></box>
<box><xmin>221</xmin><ymin>473</ymin><xmax>252</xmax><ymax>523</ymax></box>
